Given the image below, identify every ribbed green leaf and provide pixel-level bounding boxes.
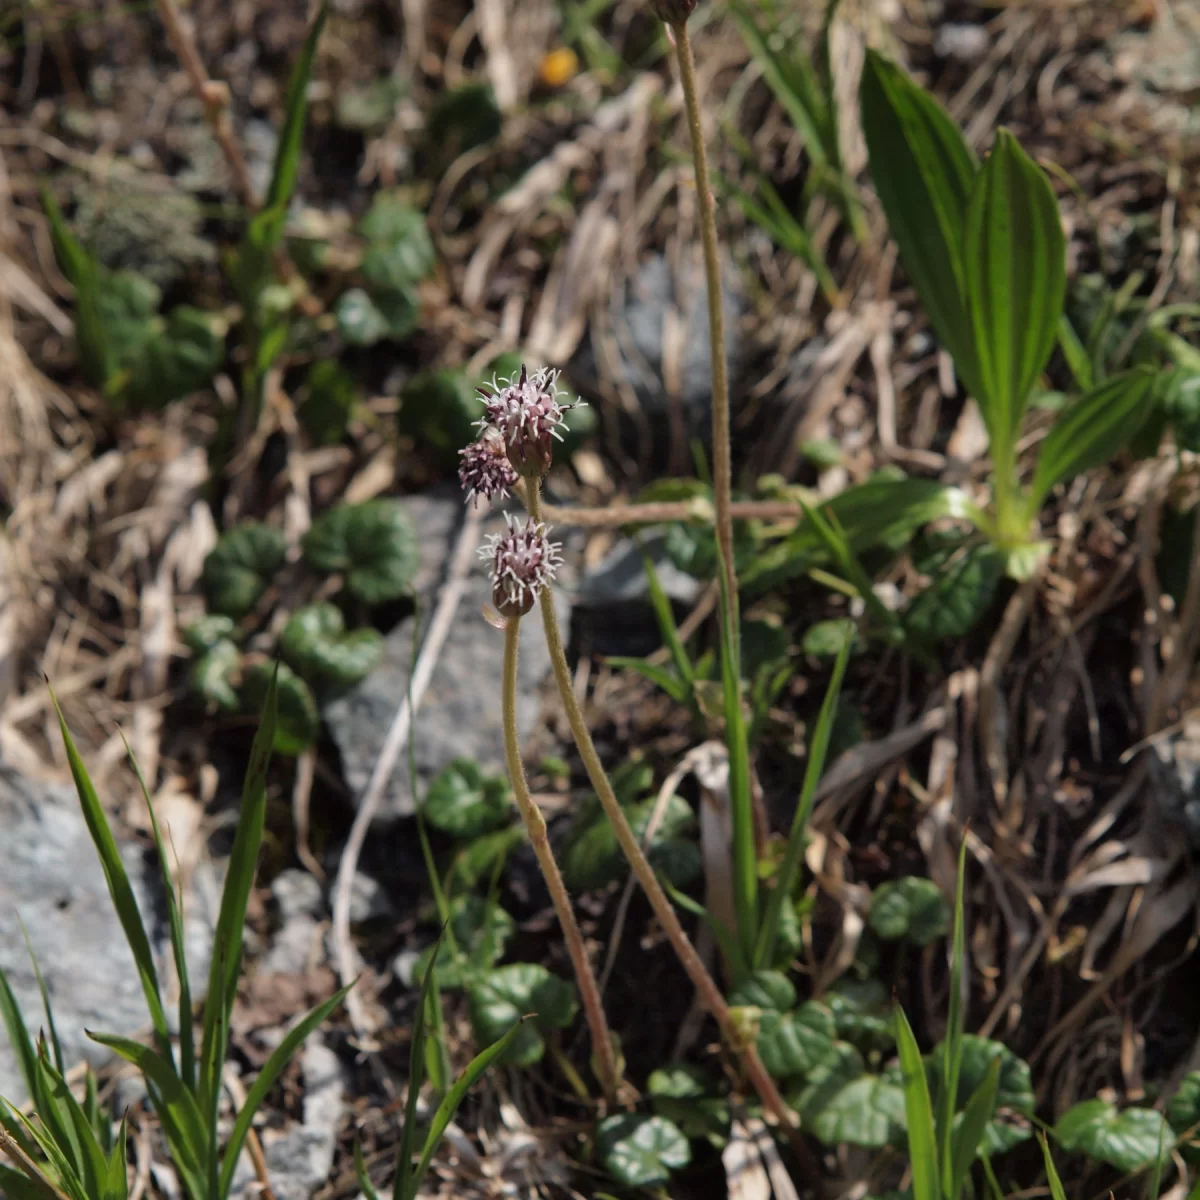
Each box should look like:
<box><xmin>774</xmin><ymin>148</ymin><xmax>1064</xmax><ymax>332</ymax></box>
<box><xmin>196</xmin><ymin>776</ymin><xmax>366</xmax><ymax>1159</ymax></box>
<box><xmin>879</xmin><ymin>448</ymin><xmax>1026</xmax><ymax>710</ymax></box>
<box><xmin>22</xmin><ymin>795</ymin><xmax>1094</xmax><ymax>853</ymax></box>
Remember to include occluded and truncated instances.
<box><xmin>860</xmin><ymin>52</ymin><xmax>980</xmax><ymax>397</ymax></box>
<box><xmin>104</xmin><ymin>1116</ymin><xmax>129</xmax><ymax>1200</ymax></box>
<box><xmin>963</xmin><ymin>130</ymin><xmax>1065</xmax><ymax>461</ymax></box>
<box><xmin>1028</xmin><ymin>366</ymin><xmax>1155</xmax><ymax>511</ymax></box>
<box><xmin>0</xmin><ymin>967</ymin><xmax>37</xmax><ymax>1105</ymax></box>
<box><xmin>0</xmin><ymin>1162</ymin><xmax>60</xmax><ymax>1200</ymax></box>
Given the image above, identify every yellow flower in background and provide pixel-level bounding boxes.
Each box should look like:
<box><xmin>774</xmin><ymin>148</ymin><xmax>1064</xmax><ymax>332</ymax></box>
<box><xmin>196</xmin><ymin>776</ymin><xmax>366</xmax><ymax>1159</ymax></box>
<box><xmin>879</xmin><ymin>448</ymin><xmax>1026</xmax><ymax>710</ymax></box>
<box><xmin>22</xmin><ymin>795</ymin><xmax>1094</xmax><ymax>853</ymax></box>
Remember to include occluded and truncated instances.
<box><xmin>539</xmin><ymin>47</ymin><xmax>579</xmax><ymax>89</ymax></box>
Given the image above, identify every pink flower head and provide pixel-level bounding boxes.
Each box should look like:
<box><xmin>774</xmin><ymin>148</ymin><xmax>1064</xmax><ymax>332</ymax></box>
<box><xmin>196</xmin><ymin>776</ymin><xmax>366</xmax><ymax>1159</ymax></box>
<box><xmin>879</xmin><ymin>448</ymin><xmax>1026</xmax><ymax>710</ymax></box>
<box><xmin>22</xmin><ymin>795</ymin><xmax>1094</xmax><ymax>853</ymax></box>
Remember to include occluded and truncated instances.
<box><xmin>475</xmin><ymin>364</ymin><xmax>581</xmax><ymax>479</ymax></box>
<box><xmin>480</xmin><ymin>513</ymin><xmax>563</xmax><ymax>619</ymax></box>
<box><xmin>458</xmin><ymin>426</ymin><xmax>519</xmax><ymax>506</ymax></box>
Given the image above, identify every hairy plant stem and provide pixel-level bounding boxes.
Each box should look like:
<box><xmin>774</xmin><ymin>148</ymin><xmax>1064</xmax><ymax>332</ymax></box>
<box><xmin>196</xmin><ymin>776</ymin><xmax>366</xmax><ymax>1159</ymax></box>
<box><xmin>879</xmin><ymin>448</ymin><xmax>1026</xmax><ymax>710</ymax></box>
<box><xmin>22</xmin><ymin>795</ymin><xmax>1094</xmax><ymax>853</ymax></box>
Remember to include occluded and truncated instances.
<box><xmin>527</xmin><ymin>488</ymin><xmax>817</xmax><ymax>1171</ymax></box>
<box><xmin>501</xmin><ymin>617</ymin><xmax>621</xmax><ymax>1106</ymax></box>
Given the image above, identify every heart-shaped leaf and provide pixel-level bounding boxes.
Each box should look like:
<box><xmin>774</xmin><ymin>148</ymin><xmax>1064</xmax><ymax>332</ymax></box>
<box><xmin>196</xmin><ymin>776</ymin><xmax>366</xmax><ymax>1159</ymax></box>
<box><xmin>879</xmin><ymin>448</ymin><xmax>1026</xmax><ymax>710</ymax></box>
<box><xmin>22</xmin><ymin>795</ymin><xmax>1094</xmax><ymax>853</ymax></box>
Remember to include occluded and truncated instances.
<box><xmin>414</xmin><ymin>893</ymin><xmax>515</xmax><ymax>989</ymax></box>
<box><xmin>904</xmin><ymin>542</ymin><xmax>1004</xmax><ymax>644</ymax></box>
<box><xmin>300</xmin><ymin>360</ymin><xmax>358</xmax><ymax>446</ymax></box>
<box><xmin>1028</xmin><ymin>366</ymin><xmax>1156</xmax><ymax>512</ymax></box>
<box><xmin>868</xmin><ymin>877</ymin><xmax>949</xmax><ymax>946</ymax></box>
<box><xmin>756</xmin><ymin>1002</ymin><xmax>838</xmax><ymax>1080</ymax></box>
<box><xmin>335</xmin><ymin>287</ymin><xmax>392</xmax><ymax>346</ymax></box>
<box><xmin>929</xmin><ymin>1035</ymin><xmax>1034</xmax><ymax>1155</ymax></box>
<box><xmin>359</xmin><ymin>214</ymin><xmax>435</xmax><ymax>292</ymax></box>
<box><xmin>1167</xmin><ymin>1072</ymin><xmax>1200</xmax><ymax>1162</ymax></box>
<box><xmin>648</xmin><ymin>1065</ymin><xmax>731</xmax><ymax>1147</ymax></box>
<box><xmin>794</xmin><ymin>1042</ymin><xmax>905</xmax><ymax>1149</ymax></box>
<box><xmin>191</xmin><ymin>639</ymin><xmax>241</xmax><ymax>714</ymax></box>
<box><xmin>280</xmin><ymin>603</ymin><xmax>382</xmax><ymax>689</ymax></box>
<box><xmin>1055</xmin><ymin>1100</ymin><xmax>1172</xmax><ymax>1173</ymax></box>
<box><xmin>423</xmin><ymin>759</ymin><xmax>512</xmax><ymax>840</ymax></box>
<box><xmin>201</xmin><ymin>524</ymin><xmax>287</xmax><ymax>618</ymax></box>
<box><xmin>302</xmin><ymin>499</ymin><xmax>419</xmax><ymax>605</ymax></box>
<box><xmin>860</xmin><ymin>52</ymin><xmax>980</xmax><ymax>399</ymax></box>
<box><xmin>183</xmin><ymin>614</ymin><xmax>239</xmax><ymax>655</ymax></box>
<box><xmin>596</xmin><ymin>1114</ymin><xmax>691</xmax><ymax>1188</ymax></box>
<box><xmin>963</xmin><ymin>129</ymin><xmax>1065</xmax><ymax>462</ymax></box>
<box><xmin>728</xmin><ymin>971</ymin><xmax>797</xmax><ymax>1014</ymax></box>
<box><xmin>466</xmin><ymin>964</ymin><xmax>577</xmax><ymax>1067</ymax></box>
<box><xmin>241</xmin><ymin>661</ymin><xmax>318</xmax><ymax>756</ymax></box>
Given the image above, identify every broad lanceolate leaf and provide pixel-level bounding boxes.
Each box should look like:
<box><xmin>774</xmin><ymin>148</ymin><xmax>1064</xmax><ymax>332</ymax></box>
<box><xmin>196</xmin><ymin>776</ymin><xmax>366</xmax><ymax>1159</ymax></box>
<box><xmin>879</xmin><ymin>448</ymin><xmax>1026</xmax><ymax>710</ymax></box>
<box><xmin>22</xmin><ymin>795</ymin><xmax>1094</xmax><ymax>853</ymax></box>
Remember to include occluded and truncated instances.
<box><xmin>868</xmin><ymin>877</ymin><xmax>950</xmax><ymax>946</ymax></box>
<box><xmin>465</xmin><ymin>964</ymin><xmax>577</xmax><ymax>1068</ymax></box>
<box><xmin>1028</xmin><ymin>366</ymin><xmax>1156</xmax><ymax>512</ymax></box>
<box><xmin>201</xmin><ymin>524</ymin><xmax>287</xmax><ymax>618</ymax></box>
<box><xmin>860</xmin><ymin>52</ymin><xmax>980</xmax><ymax>398</ymax></box>
<box><xmin>963</xmin><ymin>129</ymin><xmax>1065</xmax><ymax>461</ymax></box>
<box><xmin>596</xmin><ymin>1114</ymin><xmax>691</xmax><ymax>1188</ymax></box>
<box><xmin>1055</xmin><ymin>1099</ymin><xmax>1173</xmax><ymax>1173</ymax></box>
<box><xmin>422</xmin><ymin>759</ymin><xmax>512</xmax><ymax>840</ymax></box>
<box><xmin>302</xmin><ymin>499</ymin><xmax>419</xmax><ymax>605</ymax></box>
<box><xmin>280</xmin><ymin>603</ymin><xmax>382</xmax><ymax>689</ymax></box>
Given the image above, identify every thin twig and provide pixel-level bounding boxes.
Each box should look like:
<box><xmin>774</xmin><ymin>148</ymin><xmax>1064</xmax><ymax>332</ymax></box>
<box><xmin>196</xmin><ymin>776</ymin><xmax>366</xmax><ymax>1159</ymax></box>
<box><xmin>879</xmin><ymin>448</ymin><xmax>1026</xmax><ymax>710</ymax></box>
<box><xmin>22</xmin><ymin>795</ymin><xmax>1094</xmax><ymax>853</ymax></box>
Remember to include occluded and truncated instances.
<box><xmin>534</xmin><ymin>492</ymin><xmax>804</xmax><ymax>528</ymax></box>
<box><xmin>332</xmin><ymin>506</ymin><xmax>485</xmax><ymax>1040</ymax></box>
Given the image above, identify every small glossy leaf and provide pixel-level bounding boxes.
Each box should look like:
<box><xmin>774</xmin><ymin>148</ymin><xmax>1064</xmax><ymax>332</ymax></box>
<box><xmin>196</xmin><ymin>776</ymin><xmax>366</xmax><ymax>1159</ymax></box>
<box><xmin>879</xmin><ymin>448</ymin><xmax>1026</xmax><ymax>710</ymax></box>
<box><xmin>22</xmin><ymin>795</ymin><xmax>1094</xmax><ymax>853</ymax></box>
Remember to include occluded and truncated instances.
<box><xmin>201</xmin><ymin>524</ymin><xmax>287</xmax><ymax>618</ymax></box>
<box><xmin>904</xmin><ymin>542</ymin><xmax>1003</xmax><ymax>644</ymax></box>
<box><xmin>963</xmin><ymin>129</ymin><xmax>1065</xmax><ymax>456</ymax></box>
<box><xmin>1168</xmin><ymin>1072</ymin><xmax>1200</xmax><ymax>1162</ymax></box>
<box><xmin>241</xmin><ymin>662</ymin><xmax>318</xmax><ymax>756</ymax></box>
<box><xmin>1028</xmin><ymin>366</ymin><xmax>1156</xmax><ymax>510</ymax></box>
<box><xmin>596</xmin><ymin>1114</ymin><xmax>691</xmax><ymax>1188</ymax></box>
<box><xmin>399</xmin><ymin>369</ymin><xmax>485</xmax><ymax>466</ymax></box>
<box><xmin>413</xmin><ymin>893</ymin><xmax>515</xmax><ymax>989</ymax></box>
<box><xmin>280</xmin><ymin>603</ymin><xmax>382</xmax><ymax>689</ymax></box>
<box><xmin>335</xmin><ymin>288</ymin><xmax>393</xmax><ymax>346</ymax></box>
<box><xmin>303</xmin><ymin>499</ymin><xmax>419</xmax><ymax>605</ymax></box>
<box><xmin>191</xmin><ymin>639</ymin><xmax>242</xmax><ymax>714</ymax></box>
<box><xmin>465</xmin><ymin>964</ymin><xmax>577</xmax><ymax>1067</ymax></box>
<box><xmin>300</xmin><ymin>360</ymin><xmax>358</xmax><ymax>446</ymax></box>
<box><xmin>648</xmin><ymin>1065</ymin><xmax>731</xmax><ymax>1147</ymax></box>
<box><xmin>1055</xmin><ymin>1100</ymin><xmax>1172</xmax><ymax>1173</ymax></box>
<box><xmin>423</xmin><ymin>759</ymin><xmax>512</xmax><ymax>840</ymax></box>
<box><xmin>869</xmin><ymin>877</ymin><xmax>950</xmax><ymax>946</ymax></box>
<box><xmin>183</xmin><ymin>614</ymin><xmax>238</xmax><ymax>655</ymax></box>
<box><xmin>860</xmin><ymin>52</ymin><xmax>980</xmax><ymax>398</ymax></box>
<box><xmin>727</xmin><ymin>971</ymin><xmax>796</xmax><ymax>1014</ymax></box>
<box><xmin>757</xmin><ymin>1002</ymin><xmax>839</xmax><ymax>1080</ymax></box>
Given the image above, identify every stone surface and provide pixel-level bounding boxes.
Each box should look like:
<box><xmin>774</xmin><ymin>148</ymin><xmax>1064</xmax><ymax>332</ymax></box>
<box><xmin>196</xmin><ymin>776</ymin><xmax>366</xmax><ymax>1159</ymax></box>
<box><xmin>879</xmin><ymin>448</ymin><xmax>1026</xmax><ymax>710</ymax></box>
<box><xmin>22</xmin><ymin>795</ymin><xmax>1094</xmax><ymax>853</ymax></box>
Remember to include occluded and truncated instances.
<box><xmin>324</xmin><ymin>492</ymin><xmax>562</xmax><ymax>822</ymax></box>
<box><xmin>0</xmin><ymin>765</ymin><xmax>215</xmax><ymax>1105</ymax></box>
<box><xmin>1147</xmin><ymin>714</ymin><xmax>1200</xmax><ymax>847</ymax></box>
<box><xmin>569</xmin><ymin>250</ymin><xmax>747</xmax><ymax>428</ymax></box>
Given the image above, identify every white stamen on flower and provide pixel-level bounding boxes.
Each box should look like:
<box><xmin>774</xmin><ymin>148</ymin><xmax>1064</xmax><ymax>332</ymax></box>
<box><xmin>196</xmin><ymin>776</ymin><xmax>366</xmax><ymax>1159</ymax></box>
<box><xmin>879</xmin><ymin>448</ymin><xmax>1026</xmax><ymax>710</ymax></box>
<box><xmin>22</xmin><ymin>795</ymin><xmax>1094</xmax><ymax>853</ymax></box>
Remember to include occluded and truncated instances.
<box><xmin>479</xmin><ymin>513</ymin><xmax>563</xmax><ymax>619</ymax></box>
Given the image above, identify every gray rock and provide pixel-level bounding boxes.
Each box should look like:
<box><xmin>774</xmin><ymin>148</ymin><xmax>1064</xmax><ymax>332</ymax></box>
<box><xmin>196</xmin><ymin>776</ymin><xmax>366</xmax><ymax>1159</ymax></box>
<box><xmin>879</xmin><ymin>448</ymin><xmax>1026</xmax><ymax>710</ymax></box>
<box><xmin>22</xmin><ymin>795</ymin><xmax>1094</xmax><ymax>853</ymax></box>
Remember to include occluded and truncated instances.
<box><xmin>576</xmin><ymin>533</ymin><xmax>700</xmax><ymax>608</ymax></box>
<box><xmin>324</xmin><ymin>493</ymin><xmax>562</xmax><ymax>822</ymax></box>
<box><xmin>230</xmin><ymin>1034</ymin><xmax>346</xmax><ymax>1200</ymax></box>
<box><xmin>934</xmin><ymin>24</ymin><xmax>989</xmax><ymax>62</ymax></box>
<box><xmin>1147</xmin><ymin>715</ymin><xmax>1200</xmax><ymax>846</ymax></box>
<box><xmin>570</xmin><ymin>251</ymin><xmax>746</xmax><ymax>426</ymax></box>
<box><xmin>0</xmin><ymin>766</ymin><xmax>215</xmax><ymax>1105</ymax></box>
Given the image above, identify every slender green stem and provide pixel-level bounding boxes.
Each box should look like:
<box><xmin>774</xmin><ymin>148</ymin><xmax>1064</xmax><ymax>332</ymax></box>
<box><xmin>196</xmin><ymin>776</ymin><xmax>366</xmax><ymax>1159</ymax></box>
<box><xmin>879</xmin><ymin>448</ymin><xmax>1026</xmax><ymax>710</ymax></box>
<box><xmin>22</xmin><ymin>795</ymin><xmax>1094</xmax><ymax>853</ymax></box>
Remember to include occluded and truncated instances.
<box><xmin>501</xmin><ymin>618</ymin><xmax>621</xmax><ymax>1106</ymax></box>
<box><xmin>527</xmin><ymin>490</ymin><xmax>820</xmax><ymax>1175</ymax></box>
<box><xmin>672</xmin><ymin>17</ymin><xmax>758</xmax><ymax>959</ymax></box>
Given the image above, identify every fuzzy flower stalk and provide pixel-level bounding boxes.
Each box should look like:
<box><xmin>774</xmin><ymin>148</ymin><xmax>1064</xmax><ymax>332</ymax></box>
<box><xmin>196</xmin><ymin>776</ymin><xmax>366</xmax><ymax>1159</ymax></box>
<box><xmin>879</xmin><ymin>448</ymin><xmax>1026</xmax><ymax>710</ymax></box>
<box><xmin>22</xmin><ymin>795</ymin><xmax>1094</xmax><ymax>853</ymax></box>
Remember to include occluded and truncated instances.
<box><xmin>465</xmin><ymin>483</ymin><xmax>621</xmax><ymax>1103</ymax></box>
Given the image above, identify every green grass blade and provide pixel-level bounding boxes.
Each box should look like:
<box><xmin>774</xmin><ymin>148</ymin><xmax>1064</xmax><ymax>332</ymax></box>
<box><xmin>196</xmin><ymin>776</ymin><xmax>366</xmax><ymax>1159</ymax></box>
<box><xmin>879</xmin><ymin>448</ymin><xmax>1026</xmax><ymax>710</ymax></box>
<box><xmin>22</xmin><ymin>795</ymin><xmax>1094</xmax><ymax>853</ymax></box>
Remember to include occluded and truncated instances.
<box><xmin>19</xmin><ymin>922</ymin><xmax>64</xmax><ymax>1076</ymax></box>
<box><xmin>0</xmin><ymin>965</ymin><xmax>38</xmax><ymax>1104</ymax></box>
<box><xmin>896</xmin><ymin>1007</ymin><xmax>940</xmax><ymax>1200</ymax></box>
<box><xmin>395</xmin><ymin>935</ymin><xmax>439</xmax><ymax>1200</ymax></box>
<box><xmin>602</xmin><ymin>658</ymin><xmax>691</xmax><ymax>705</ymax></box>
<box><xmin>199</xmin><ymin>670</ymin><xmax>277</xmax><ymax>1132</ymax></box>
<box><xmin>45</xmin><ymin>1058</ymin><xmax>108</xmax><ymax>1199</ymax></box>
<box><xmin>938</xmin><ymin>837</ymin><xmax>970</xmax><ymax>1197</ymax></box>
<box><xmin>50</xmin><ymin>691</ymin><xmax>173</xmax><ymax>1065</ymax></box>
<box><xmin>5</xmin><ymin>1103</ymin><xmax>87</xmax><ymax>1200</ymax></box>
<box><xmin>217</xmin><ymin>985</ymin><xmax>350</xmax><ymax>1200</ymax></box>
<box><xmin>354</xmin><ymin>1140</ymin><xmax>383</xmax><ymax>1200</ymax></box>
<box><xmin>408</xmin><ymin>1019</ymin><xmax>528</xmax><ymax>1200</ymax></box>
<box><xmin>755</xmin><ymin>623</ymin><xmax>851</xmax><ymax>969</ymax></box>
<box><xmin>104</xmin><ymin>1115</ymin><xmax>129</xmax><ymax>1200</ymax></box>
<box><xmin>0</xmin><ymin>1163</ymin><xmax>61</xmax><ymax>1200</ymax></box>
<box><xmin>639</xmin><ymin>548</ymin><xmax>695</xmax><ymax>688</ymax></box>
<box><xmin>86</xmin><ymin>1032</ymin><xmax>207</xmax><ymax>1174</ymax></box>
<box><xmin>121</xmin><ymin>730</ymin><xmax>196</xmax><ymax>1092</ymax></box>
<box><xmin>662</xmin><ymin>877</ymin><xmax>748</xmax><ymax>983</ymax></box>
<box><xmin>1038</xmin><ymin>1132</ymin><xmax>1069</xmax><ymax>1200</ymax></box>
<box><xmin>1057</xmin><ymin>314</ymin><xmax>1094</xmax><ymax>392</ymax></box>
<box><xmin>949</xmin><ymin>1058</ymin><xmax>999</xmax><ymax>1200</ymax></box>
<box><xmin>31</xmin><ymin>1048</ymin><xmax>88</xmax><ymax>1187</ymax></box>
<box><xmin>83</xmin><ymin>1069</ymin><xmax>109</xmax><ymax>1153</ymax></box>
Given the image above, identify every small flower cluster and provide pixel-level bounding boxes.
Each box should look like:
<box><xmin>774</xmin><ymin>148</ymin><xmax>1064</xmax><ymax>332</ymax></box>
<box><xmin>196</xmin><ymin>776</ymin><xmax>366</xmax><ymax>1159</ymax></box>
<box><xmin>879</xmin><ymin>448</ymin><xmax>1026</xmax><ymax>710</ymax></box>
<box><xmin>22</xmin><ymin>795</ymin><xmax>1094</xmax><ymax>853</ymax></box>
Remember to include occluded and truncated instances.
<box><xmin>457</xmin><ymin>363</ymin><xmax>581</xmax><ymax>501</ymax></box>
<box><xmin>480</xmin><ymin>513</ymin><xmax>563</xmax><ymax>620</ymax></box>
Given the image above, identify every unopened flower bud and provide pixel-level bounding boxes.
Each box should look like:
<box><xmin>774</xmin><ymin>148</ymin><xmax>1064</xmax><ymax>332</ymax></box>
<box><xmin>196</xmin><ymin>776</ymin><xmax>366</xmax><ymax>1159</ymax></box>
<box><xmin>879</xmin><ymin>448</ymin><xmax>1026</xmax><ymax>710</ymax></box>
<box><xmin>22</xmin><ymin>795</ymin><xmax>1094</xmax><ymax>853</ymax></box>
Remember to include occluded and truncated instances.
<box><xmin>480</xmin><ymin>514</ymin><xmax>563</xmax><ymax>620</ymax></box>
<box><xmin>459</xmin><ymin>426</ymin><xmax>519</xmax><ymax>506</ymax></box>
<box><xmin>475</xmin><ymin>363</ymin><xmax>582</xmax><ymax>481</ymax></box>
<box><xmin>648</xmin><ymin>0</ymin><xmax>697</xmax><ymax>24</ymax></box>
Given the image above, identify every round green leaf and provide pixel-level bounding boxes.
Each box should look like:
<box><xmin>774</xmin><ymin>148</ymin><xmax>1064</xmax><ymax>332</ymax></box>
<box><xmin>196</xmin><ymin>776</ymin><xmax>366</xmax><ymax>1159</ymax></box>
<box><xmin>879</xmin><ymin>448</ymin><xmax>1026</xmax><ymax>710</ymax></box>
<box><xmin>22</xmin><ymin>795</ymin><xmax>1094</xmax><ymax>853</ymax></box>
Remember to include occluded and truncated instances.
<box><xmin>414</xmin><ymin>893</ymin><xmax>514</xmax><ymax>988</ymax></box>
<box><xmin>868</xmin><ymin>876</ymin><xmax>949</xmax><ymax>946</ymax></box>
<box><xmin>279</xmin><ymin>603</ymin><xmax>382</xmax><ymax>689</ymax></box>
<box><xmin>398</xmin><ymin>369</ymin><xmax>480</xmax><ymax>466</ymax></box>
<box><xmin>241</xmin><ymin>661</ymin><xmax>319</xmax><ymax>756</ymax></box>
<box><xmin>1168</xmin><ymin>1072</ymin><xmax>1200</xmax><ymax>1162</ymax></box>
<box><xmin>596</xmin><ymin>1114</ymin><xmax>691</xmax><ymax>1188</ymax></box>
<box><xmin>806</xmin><ymin>1074</ymin><xmax>906</xmax><ymax>1149</ymax></box>
<box><xmin>1055</xmin><ymin>1100</ymin><xmax>1173</xmax><ymax>1174</ymax></box>
<box><xmin>361</xmin><ymin>228</ymin><xmax>434</xmax><ymax>294</ymax></box>
<box><xmin>201</xmin><ymin>524</ymin><xmax>287</xmax><ymax>618</ymax></box>
<box><xmin>191</xmin><ymin>639</ymin><xmax>241</xmax><ymax>714</ymax></box>
<box><xmin>423</xmin><ymin>758</ymin><xmax>512</xmax><ymax>840</ymax></box>
<box><xmin>358</xmin><ymin>195</ymin><xmax>434</xmax><ymax>267</ymax></box>
<box><xmin>826</xmin><ymin>977</ymin><xmax>894</xmax><ymax>1053</ymax></box>
<box><xmin>648</xmin><ymin>1065</ymin><xmax>731</xmax><ymax>1147</ymax></box>
<box><xmin>756</xmin><ymin>1002</ymin><xmax>838</xmax><ymax>1080</ymax></box>
<box><xmin>904</xmin><ymin>542</ymin><xmax>1003</xmax><ymax>644</ymax></box>
<box><xmin>466</xmin><ymin>963</ymin><xmax>577</xmax><ymax>1066</ymax></box>
<box><xmin>183</xmin><ymin>613</ymin><xmax>238</xmax><ymax>655</ymax></box>
<box><xmin>302</xmin><ymin>499</ymin><xmax>419</xmax><ymax>605</ymax></box>
<box><xmin>335</xmin><ymin>287</ymin><xmax>391</xmax><ymax>346</ymax></box>
<box><xmin>929</xmin><ymin>1035</ymin><xmax>1034</xmax><ymax>1154</ymax></box>
<box><xmin>728</xmin><ymin>971</ymin><xmax>796</xmax><ymax>1014</ymax></box>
